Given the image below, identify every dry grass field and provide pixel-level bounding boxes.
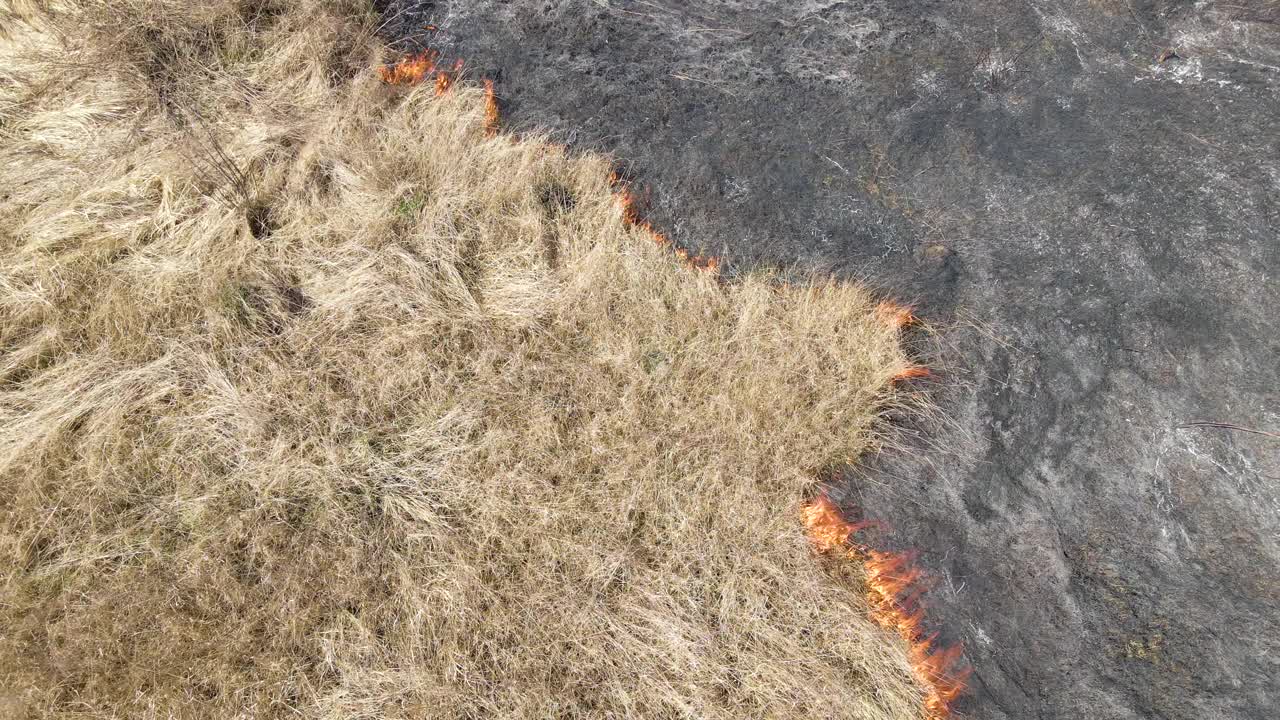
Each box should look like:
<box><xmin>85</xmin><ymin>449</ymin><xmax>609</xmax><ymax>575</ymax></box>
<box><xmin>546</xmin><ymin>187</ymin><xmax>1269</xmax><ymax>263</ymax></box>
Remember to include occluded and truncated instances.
<box><xmin>0</xmin><ymin>1</ymin><xmax>928</xmax><ymax>717</ymax></box>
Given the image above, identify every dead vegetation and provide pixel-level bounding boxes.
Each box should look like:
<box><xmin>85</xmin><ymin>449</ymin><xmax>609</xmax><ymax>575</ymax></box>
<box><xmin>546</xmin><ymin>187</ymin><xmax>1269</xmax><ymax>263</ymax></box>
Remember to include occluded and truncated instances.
<box><xmin>0</xmin><ymin>1</ymin><xmax>926</xmax><ymax>717</ymax></box>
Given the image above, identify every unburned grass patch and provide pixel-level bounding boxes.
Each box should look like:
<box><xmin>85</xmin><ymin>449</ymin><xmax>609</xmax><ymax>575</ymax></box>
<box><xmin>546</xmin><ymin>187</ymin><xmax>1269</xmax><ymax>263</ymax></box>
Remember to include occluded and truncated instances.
<box><xmin>0</xmin><ymin>1</ymin><xmax>928</xmax><ymax>717</ymax></box>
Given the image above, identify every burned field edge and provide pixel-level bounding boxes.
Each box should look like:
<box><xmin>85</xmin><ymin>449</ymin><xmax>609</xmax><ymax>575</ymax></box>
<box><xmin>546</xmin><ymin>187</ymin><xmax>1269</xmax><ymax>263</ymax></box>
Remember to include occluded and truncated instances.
<box><xmin>377</xmin><ymin>49</ymin><xmax>971</xmax><ymax>717</ymax></box>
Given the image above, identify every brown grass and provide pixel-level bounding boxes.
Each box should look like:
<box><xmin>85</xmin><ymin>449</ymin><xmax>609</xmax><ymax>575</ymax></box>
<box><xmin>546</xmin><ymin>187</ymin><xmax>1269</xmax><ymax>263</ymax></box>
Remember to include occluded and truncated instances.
<box><xmin>0</xmin><ymin>1</ymin><xmax>926</xmax><ymax>717</ymax></box>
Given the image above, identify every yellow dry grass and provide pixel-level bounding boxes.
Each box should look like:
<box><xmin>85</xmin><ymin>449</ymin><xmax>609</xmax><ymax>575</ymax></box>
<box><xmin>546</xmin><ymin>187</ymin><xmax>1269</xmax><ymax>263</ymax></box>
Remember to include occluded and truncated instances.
<box><xmin>0</xmin><ymin>1</ymin><xmax>926</xmax><ymax>717</ymax></box>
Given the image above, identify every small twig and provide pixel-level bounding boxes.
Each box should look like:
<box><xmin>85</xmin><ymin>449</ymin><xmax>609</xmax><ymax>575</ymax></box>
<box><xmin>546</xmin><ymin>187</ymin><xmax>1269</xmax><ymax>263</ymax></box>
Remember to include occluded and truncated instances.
<box><xmin>1182</xmin><ymin>130</ymin><xmax>1216</xmax><ymax>147</ymax></box>
<box><xmin>1127</xmin><ymin>0</ymin><xmax>1152</xmax><ymax>37</ymax></box>
<box><xmin>1009</xmin><ymin>31</ymin><xmax>1045</xmax><ymax>65</ymax></box>
<box><xmin>669</xmin><ymin>73</ymin><xmax>738</xmax><ymax>96</ymax></box>
<box><xmin>590</xmin><ymin>0</ymin><xmax>648</xmax><ymax>17</ymax></box>
<box><xmin>1177</xmin><ymin>422</ymin><xmax>1280</xmax><ymax>440</ymax></box>
<box><xmin>821</xmin><ymin>155</ymin><xmax>849</xmax><ymax>175</ymax></box>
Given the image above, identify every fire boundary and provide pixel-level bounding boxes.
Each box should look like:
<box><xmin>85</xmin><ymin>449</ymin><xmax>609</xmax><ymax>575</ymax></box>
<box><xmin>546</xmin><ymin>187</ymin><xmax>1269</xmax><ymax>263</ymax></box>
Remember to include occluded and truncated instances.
<box><xmin>378</xmin><ymin>51</ymin><xmax>970</xmax><ymax>719</ymax></box>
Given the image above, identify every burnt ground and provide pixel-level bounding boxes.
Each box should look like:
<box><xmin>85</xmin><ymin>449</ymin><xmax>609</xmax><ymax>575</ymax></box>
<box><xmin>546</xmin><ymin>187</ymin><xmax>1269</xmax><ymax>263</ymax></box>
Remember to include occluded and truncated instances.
<box><xmin>380</xmin><ymin>1</ymin><xmax>1280</xmax><ymax>718</ymax></box>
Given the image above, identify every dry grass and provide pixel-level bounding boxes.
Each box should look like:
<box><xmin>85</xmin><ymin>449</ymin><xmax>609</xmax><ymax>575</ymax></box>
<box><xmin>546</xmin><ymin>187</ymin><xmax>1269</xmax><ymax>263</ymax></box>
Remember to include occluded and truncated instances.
<box><xmin>0</xmin><ymin>1</ymin><xmax>926</xmax><ymax>717</ymax></box>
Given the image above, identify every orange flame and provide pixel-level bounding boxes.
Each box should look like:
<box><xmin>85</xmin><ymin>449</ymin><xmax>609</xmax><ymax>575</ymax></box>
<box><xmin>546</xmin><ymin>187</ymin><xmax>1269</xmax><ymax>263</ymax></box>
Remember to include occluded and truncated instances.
<box><xmin>482</xmin><ymin>79</ymin><xmax>500</xmax><ymax>136</ymax></box>
<box><xmin>892</xmin><ymin>365</ymin><xmax>931</xmax><ymax>384</ymax></box>
<box><xmin>433</xmin><ymin>60</ymin><xmax>461</xmax><ymax>95</ymax></box>
<box><xmin>609</xmin><ymin>173</ymin><xmax>720</xmax><ymax>274</ymax></box>
<box><xmin>379</xmin><ymin>54</ymin><xmax>502</xmax><ymax>142</ymax></box>
<box><xmin>434</xmin><ymin>72</ymin><xmax>453</xmax><ymax>94</ymax></box>
<box><xmin>378</xmin><ymin>50</ymin><xmax>440</xmax><ymax>85</ymax></box>
<box><xmin>802</xmin><ymin>496</ymin><xmax>970</xmax><ymax>719</ymax></box>
<box><xmin>378</xmin><ymin>55</ymin><xmax>711</xmax><ymax>273</ymax></box>
<box><xmin>378</xmin><ymin>52</ymin><xmax>464</xmax><ymax>97</ymax></box>
<box><xmin>877</xmin><ymin>301</ymin><xmax>917</xmax><ymax>329</ymax></box>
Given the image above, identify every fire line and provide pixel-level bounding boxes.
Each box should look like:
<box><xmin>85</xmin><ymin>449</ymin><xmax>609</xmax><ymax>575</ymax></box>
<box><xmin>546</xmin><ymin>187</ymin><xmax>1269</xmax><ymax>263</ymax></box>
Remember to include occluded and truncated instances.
<box><xmin>377</xmin><ymin>49</ymin><xmax>957</xmax><ymax>714</ymax></box>
<box><xmin>801</xmin><ymin>496</ymin><xmax>971</xmax><ymax>718</ymax></box>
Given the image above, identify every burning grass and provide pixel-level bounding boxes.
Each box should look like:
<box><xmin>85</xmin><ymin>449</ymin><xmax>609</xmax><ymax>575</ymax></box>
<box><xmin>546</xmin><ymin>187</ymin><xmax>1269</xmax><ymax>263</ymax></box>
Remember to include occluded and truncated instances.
<box><xmin>802</xmin><ymin>498</ymin><xmax>970</xmax><ymax>719</ymax></box>
<box><xmin>1</xmin><ymin>0</ymin><xmax>944</xmax><ymax>717</ymax></box>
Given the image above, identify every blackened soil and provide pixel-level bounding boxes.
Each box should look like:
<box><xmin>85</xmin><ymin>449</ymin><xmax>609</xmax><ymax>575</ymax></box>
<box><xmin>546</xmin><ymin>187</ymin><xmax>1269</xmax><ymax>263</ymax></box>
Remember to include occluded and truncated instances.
<box><xmin>383</xmin><ymin>2</ymin><xmax>1280</xmax><ymax>718</ymax></box>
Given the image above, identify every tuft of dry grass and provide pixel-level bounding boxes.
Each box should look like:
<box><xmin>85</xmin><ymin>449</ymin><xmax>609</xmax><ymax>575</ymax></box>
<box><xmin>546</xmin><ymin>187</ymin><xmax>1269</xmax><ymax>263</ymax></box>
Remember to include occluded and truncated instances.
<box><xmin>0</xmin><ymin>1</ymin><xmax>927</xmax><ymax>717</ymax></box>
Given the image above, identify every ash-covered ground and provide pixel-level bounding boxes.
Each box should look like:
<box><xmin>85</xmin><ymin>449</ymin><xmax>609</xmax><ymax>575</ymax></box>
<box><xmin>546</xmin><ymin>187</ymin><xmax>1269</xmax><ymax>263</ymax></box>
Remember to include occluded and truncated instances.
<box><xmin>380</xmin><ymin>2</ymin><xmax>1279</xmax><ymax>718</ymax></box>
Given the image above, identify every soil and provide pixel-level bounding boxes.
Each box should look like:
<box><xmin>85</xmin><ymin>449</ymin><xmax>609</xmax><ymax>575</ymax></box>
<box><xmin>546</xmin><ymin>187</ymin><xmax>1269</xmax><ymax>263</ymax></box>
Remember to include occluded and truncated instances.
<box><xmin>379</xmin><ymin>1</ymin><xmax>1280</xmax><ymax>718</ymax></box>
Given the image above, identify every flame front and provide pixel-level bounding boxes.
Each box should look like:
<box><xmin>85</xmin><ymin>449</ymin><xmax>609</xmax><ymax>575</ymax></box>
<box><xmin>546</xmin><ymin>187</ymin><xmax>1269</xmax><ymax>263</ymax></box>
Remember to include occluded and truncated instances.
<box><xmin>379</xmin><ymin>53</ymin><xmax>715</xmax><ymax>274</ymax></box>
<box><xmin>379</xmin><ymin>52</ymin><xmax>464</xmax><ymax>97</ymax></box>
<box><xmin>609</xmin><ymin>173</ymin><xmax>720</xmax><ymax>273</ymax></box>
<box><xmin>802</xmin><ymin>496</ymin><xmax>970</xmax><ymax>719</ymax></box>
<box><xmin>377</xmin><ymin>47</ymin><xmax>955</xmax><ymax>713</ymax></box>
<box><xmin>378</xmin><ymin>50</ymin><xmax>439</xmax><ymax>86</ymax></box>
